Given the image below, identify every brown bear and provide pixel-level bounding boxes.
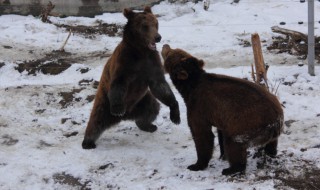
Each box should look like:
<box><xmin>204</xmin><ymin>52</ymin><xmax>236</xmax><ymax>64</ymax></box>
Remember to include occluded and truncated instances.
<box><xmin>82</xmin><ymin>7</ymin><xmax>181</xmax><ymax>149</ymax></box>
<box><xmin>161</xmin><ymin>44</ymin><xmax>284</xmax><ymax>175</ymax></box>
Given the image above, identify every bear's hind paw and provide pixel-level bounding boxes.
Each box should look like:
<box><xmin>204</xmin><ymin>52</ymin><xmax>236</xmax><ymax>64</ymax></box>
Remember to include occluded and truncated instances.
<box><xmin>187</xmin><ymin>163</ymin><xmax>207</xmax><ymax>171</ymax></box>
<box><xmin>137</xmin><ymin>124</ymin><xmax>157</xmax><ymax>133</ymax></box>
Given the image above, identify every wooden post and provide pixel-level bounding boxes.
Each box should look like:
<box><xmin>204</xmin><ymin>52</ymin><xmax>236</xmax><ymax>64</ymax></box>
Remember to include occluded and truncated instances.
<box><xmin>308</xmin><ymin>0</ymin><xmax>315</xmax><ymax>76</ymax></box>
<box><xmin>251</xmin><ymin>33</ymin><xmax>269</xmax><ymax>90</ymax></box>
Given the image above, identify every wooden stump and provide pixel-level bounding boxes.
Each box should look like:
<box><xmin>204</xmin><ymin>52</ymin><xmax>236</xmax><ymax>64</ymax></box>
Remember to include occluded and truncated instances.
<box><xmin>251</xmin><ymin>33</ymin><xmax>269</xmax><ymax>90</ymax></box>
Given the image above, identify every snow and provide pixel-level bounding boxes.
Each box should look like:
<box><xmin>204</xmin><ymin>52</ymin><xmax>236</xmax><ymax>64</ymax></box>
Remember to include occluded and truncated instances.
<box><xmin>0</xmin><ymin>0</ymin><xmax>320</xmax><ymax>189</ymax></box>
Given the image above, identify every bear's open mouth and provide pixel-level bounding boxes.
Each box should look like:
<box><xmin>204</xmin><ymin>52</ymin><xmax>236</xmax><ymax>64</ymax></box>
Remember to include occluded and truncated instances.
<box><xmin>148</xmin><ymin>42</ymin><xmax>157</xmax><ymax>51</ymax></box>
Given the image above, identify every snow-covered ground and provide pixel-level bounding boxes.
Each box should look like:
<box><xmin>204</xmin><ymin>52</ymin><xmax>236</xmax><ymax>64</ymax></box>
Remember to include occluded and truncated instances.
<box><xmin>0</xmin><ymin>0</ymin><xmax>320</xmax><ymax>189</ymax></box>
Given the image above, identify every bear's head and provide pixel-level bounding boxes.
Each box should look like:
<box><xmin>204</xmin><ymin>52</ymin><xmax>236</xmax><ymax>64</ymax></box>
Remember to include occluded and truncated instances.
<box><xmin>161</xmin><ymin>44</ymin><xmax>205</xmax><ymax>81</ymax></box>
<box><xmin>123</xmin><ymin>6</ymin><xmax>161</xmax><ymax>51</ymax></box>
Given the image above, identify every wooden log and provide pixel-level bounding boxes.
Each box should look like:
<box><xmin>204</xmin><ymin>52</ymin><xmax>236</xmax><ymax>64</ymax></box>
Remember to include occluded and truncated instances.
<box><xmin>271</xmin><ymin>26</ymin><xmax>307</xmax><ymax>41</ymax></box>
<box><xmin>251</xmin><ymin>33</ymin><xmax>269</xmax><ymax>90</ymax></box>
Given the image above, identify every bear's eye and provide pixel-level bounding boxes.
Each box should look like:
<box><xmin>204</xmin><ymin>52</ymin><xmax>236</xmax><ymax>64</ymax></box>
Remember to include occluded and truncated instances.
<box><xmin>142</xmin><ymin>24</ymin><xmax>149</xmax><ymax>31</ymax></box>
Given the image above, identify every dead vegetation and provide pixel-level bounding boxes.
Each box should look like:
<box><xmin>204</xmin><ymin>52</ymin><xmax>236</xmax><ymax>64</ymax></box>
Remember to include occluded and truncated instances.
<box><xmin>40</xmin><ymin>1</ymin><xmax>123</xmax><ymax>39</ymax></box>
<box><xmin>40</xmin><ymin>1</ymin><xmax>56</xmax><ymax>23</ymax></box>
<box><xmin>268</xmin><ymin>26</ymin><xmax>320</xmax><ymax>63</ymax></box>
<box><xmin>15</xmin><ymin>50</ymin><xmax>108</xmax><ymax>75</ymax></box>
<box><xmin>56</xmin><ymin>22</ymin><xmax>123</xmax><ymax>39</ymax></box>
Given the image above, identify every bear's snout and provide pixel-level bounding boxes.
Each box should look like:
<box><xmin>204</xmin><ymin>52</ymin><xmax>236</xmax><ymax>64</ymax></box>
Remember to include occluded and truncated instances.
<box><xmin>155</xmin><ymin>34</ymin><xmax>162</xmax><ymax>43</ymax></box>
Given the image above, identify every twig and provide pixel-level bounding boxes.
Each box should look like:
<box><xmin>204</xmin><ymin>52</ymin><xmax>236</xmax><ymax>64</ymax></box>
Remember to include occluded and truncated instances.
<box><xmin>59</xmin><ymin>30</ymin><xmax>72</xmax><ymax>52</ymax></box>
<box><xmin>251</xmin><ymin>64</ymin><xmax>256</xmax><ymax>82</ymax></box>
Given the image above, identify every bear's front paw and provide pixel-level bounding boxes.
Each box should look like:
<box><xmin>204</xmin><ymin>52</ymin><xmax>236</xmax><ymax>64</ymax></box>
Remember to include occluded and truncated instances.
<box><xmin>187</xmin><ymin>163</ymin><xmax>207</xmax><ymax>171</ymax></box>
<box><xmin>110</xmin><ymin>104</ymin><xmax>126</xmax><ymax>117</ymax></box>
<box><xmin>82</xmin><ymin>139</ymin><xmax>96</xmax><ymax>149</ymax></box>
<box><xmin>170</xmin><ymin>107</ymin><xmax>180</xmax><ymax>124</ymax></box>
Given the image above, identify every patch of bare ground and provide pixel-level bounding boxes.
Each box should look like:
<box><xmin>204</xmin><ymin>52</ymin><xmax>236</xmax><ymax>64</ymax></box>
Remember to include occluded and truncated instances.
<box><xmin>56</xmin><ymin>22</ymin><xmax>123</xmax><ymax>39</ymax></box>
<box><xmin>227</xmin><ymin>150</ymin><xmax>320</xmax><ymax>189</ymax></box>
<box><xmin>14</xmin><ymin>50</ymin><xmax>109</xmax><ymax>75</ymax></box>
<box><xmin>53</xmin><ymin>172</ymin><xmax>91</xmax><ymax>190</ymax></box>
<box><xmin>275</xmin><ymin>167</ymin><xmax>320</xmax><ymax>190</ymax></box>
<box><xmin>1</xmin><ymin>134</ymin><xmax>19</xmax><ymax>146</ymax></box>
<box><xmin>58</xmin><ymin>88</ymin><xmax>84</xmax><ymax>108</ymax></box>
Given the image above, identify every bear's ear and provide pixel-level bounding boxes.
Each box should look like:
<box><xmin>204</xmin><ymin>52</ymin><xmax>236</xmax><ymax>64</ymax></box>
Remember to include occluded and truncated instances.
<box><xmin>198</xmin><ymin>59</ymin><xmax>205</xmax><ymax>68</ymax></box>
<box><xmin>177</xmin><ymin>70</ymin><xmax>188</xmax><ymax>80</ymax></box>
<box><xmin>123</xmin><ymin>8</ymin><xmax>134</xmax><ymax>19</ymax></box>
<box><xmin>183</xmin><ymin>57</ymin><xmax>204</xmax><ymax>68</ymax></box>
<box><xmin>144</xmin><ymin>6</ymin><xmax>152</xmax><ymax>14</ymax></box>
<box><xmin>182</xmin><ymin>57</ymin><xmax>198</xmax><ymax>66</ymax></box>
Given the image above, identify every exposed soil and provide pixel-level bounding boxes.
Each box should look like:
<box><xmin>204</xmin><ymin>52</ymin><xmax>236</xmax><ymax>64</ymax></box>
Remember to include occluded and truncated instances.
<box><xmin>55</xmin><ymin>22</ymin><xmax>123</xmax><ymax>39</ymax></box>
<box><xmin>267</xmin><ymin>35</ymin><xmax>320</xmax><ymax>63</ymax></box>
<box><xmin>226</xmin><ymin>150</ymin><xmax>320</xmax><ymax>190</ymax></box>
<box><xmin>15</xmin><ymin>50</ymin><xmax>109</xmax><ymax>75</ymax></box>
<box><xmin>275</xmin><ymin>167</ymin><xmax>320</xmax><ymax>190</ymax></box>
<box><xmin>58</xmin><ymin>88</ymin><xmax>84</xmax><ymax>109</ymax></box>
<box><xmin>53</xmin><ymin>172</ymin><xmax>91</xmax><ymax>190</ymax></box>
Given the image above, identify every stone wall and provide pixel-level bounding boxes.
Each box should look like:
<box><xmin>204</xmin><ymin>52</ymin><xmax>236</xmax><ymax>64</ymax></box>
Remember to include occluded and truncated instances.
<box><xmin>0</xmin><ymin>0</ymin><xmax>166</xmax><ymax>17</ymax></box>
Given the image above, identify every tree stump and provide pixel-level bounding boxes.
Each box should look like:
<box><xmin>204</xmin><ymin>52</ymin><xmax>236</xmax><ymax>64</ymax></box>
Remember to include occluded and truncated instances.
<box><xmin>251</xmin><ymin>33</ymin><xmax>269</xmax><ymax>90</ymax></box>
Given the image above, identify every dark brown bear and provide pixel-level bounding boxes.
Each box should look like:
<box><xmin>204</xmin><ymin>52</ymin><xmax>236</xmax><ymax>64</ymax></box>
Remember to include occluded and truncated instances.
<box><xmin>161</xmin><ymin>44</ymin><xmax>284</xmax><ymax>175</ymax></box>
<box><xmin>82</xmin><ymin>7</ymin><xmax>180</xmax><ymax>149</ymax></box>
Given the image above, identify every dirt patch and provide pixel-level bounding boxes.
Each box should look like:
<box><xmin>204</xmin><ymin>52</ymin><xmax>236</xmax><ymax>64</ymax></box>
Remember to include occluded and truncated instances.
<box><xmin>225</xmin><ymin>150</ymin><xmax>320</xmax><ymax>189</ymax></box>
<box><xmin>268</xmin><ymin>35</ymin><xmax>320</xmax><ymax>63</ymax></box>
<box><xmin>35</xmin><ymin>109</ymin><xmax>46</xmax><ymax>114</ymax></box>
<box><xmin>56</xmin><ymin>22</ymin><xmax>123</xmax><ymax>39</ymax></box>
<box><xmin>59</xmin><ymin>88</ymin><xmax>84</xmax><ymax>108</ymax></box>
<box><xmin>15</xmin><ymin>50</ymin><xmax>109</xmax><ymax>75</ymax></box>
<box><xmin>38</xmin><ymin>140</ymin><xmax>53</xmax><ymax>149</ymax></box>
<box><xmin>1</xmin><ymin>135</ymin><xmax>19</xmax><ymax>146</ymax></box>
<box><xmin>63</xmin><ymin>131</ymin><xmax>79</xmax><ymax>138</ymax></box>
<box><xmin>15</xmin><ymin>51</ymin><xmax>72</xmax><ymax>75</ymax></box>
<box><xmin>98</xmin><ymin>163</ymin><xmax>115</xmax><ymax>170</ymax></box>
<box><xmin>237</xmin><ymin>38</ymin><xmax>252</xmax><ymax>47</ymax></box>
<box><xmin>0</xmin><ymin>62</ymin><xmax>5</xmax><ymax>69</ymax></box>
<box><xmin>275</xmin><ymin>166</ymin><xmax>320</xmax><ymax>189</ymax></box>
<box><xmin>53</xmin><ymin>172</ymin><xmax>91</xmax><ymax>190</ymax></box>
<box><xmin>3</xmin><ymin>45</ymin><xmax>13</xmax><ymax>49</ymax></box>
<box><xmin>284</xmin><ymin>120</ymin><xmax>296</xmax><ymax>128</ymax></box>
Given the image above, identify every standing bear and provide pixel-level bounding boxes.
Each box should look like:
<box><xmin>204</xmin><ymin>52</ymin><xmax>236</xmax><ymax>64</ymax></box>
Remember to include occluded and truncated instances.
<box><xmin>82</xmin><ymin>7</ymin><xmax>180</xmax><ymax>149</ymax></box>
<box><xmin>161</xmin><ymin>44</ymin><xmax>284</xmax><ymax>175</ymax></box>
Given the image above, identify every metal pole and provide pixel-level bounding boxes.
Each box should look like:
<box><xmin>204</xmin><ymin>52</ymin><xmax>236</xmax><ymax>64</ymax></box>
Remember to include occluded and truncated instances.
<box><xmin>308</xmin><ymin>0</ymin><xmax>315</xmax><ymax>76</ymax></box>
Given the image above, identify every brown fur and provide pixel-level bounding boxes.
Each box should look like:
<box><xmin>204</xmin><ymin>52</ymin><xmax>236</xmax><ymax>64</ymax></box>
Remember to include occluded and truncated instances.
<box><xmin>161</xmin><ymin>44</ymin><xmax>284</xmax><ymax>175</ymax></box>
<box><xmin>82</xmin><ymin>7</ymin><xmax>180</xmax><ymax>149</ymax></box>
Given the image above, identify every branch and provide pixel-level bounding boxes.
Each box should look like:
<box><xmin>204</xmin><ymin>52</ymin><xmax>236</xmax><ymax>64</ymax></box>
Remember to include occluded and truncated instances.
<box><xmin>271</xmin><ymin>26</ymin><xmax>307</xmax><ymax>42</ymax></box>
<box><xmin>59</xmin><ymin>30</ymin><xmax>72</xmax><ymax>52</ymax></box>
<box><xmin>40</xmin><ymin>1</ymin><xmax>55</xmax><ymax>23</ymax></box>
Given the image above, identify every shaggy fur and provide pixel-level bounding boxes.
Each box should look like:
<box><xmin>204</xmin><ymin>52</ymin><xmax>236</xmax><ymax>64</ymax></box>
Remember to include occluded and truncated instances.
<box><xmin>161</xmin><ymin>44</ymin><xmax>284</xmax><ymax>175</ymax></box>
<box><xmin>82</xmin><ymin>7</ymin><xmax>180</xmax><ymax>149</ymax></box>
